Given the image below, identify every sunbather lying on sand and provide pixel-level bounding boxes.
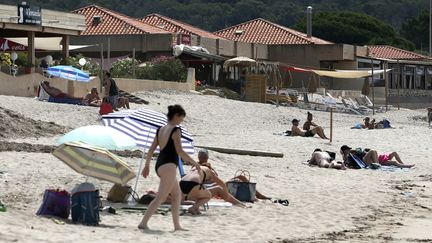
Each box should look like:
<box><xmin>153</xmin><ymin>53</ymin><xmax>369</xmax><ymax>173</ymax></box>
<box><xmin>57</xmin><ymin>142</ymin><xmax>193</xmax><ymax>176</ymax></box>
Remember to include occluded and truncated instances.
<box><xmin>41</xmin><ymin>81</ymin><xmax>83</xmax><ymax>101</ymax></box>
<box><xmin>197</xmin><ymin>149</ymin><xmax>269</xmax><ymax>205</ymax></box>
<box><xmin>308</xmin><ymin>149</ymin><xmax>346</xmax><ymax>170</ymax></box>
<box><xmin>291</xmin><ymin>119</ymin><xmax>328</xmax><ymax>139</ymax></box>
<box><xmin>340</xmin><ymin>145</ymin><xmax>414</xmax><ymax>168</ymax></box>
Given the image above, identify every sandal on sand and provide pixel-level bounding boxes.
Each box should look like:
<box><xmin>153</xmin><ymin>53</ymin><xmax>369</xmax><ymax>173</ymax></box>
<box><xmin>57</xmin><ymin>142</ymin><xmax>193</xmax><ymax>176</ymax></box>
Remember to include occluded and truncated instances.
<box><xmin>273</xmin><ymin>199</ymin><xmax>289</xmax><ymax>206</ymax></box>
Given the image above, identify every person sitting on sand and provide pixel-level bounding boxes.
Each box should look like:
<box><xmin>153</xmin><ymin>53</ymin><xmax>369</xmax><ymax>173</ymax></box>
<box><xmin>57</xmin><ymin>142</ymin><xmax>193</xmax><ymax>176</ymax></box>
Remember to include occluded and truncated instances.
<box><xmin>340</xmin><ymin>145</ymin><xmax>414</xmax><ymax>168</ymax></box>
<box><xmin>41</xmin><ymin>81</ymin><xmax>82</xmax><ymax>101</ymax></box>
<box><xmin>291</xmin><ymin>119</ymin><xmax>328</xmax><ymax>139</ymax></box>
<box><xmin>117</xmin><ymin>97</ymin><xmax>130</xmax><ymax>109</ymax></box>
<box><xmin>179</xmin><ymin>166</ymin><xmax>212</xmax><ymax>215</ymax></box>
<box><xmin>362</xmin><ymin>117</ymin><xmax>376</xmax><ymax>129</ymax></box>
<box><xmin>308</xmin><ymin>149</ymin><xmax>346</xmax><ymax>170</ymax></box>
<box><xmin>303</xmin><ymin>112</ymin><xmax>318</xmax><ymax>131</ymax></box>
<box><xmin>84</xmin><ymin>87</ymin><xmax>102</xmax><ymax>107</ymax></box>
<box><xmin>197</xmin><ymin>149</ymin><xmax>269</xmax><ymax>205</ymax></box>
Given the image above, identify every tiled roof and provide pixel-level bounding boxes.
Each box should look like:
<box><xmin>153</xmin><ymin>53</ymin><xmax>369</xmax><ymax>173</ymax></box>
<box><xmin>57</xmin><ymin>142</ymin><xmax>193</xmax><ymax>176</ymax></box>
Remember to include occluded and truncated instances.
<box><xmin>72</xmin><ymin>5</ymin><xmax>169</xmax><ymax>35</ymax></box>
<box><xmin>368</xmin><ymin>45</ymin><xmax>429</xmax><ymax>60</ymax></box>
<box><xmin>214</xmin><ymin>18</ymin><xmax>332</xmax><ymax>45</ymax></box>
<box><xmin>141</xmin><ymin>13</ymin><xmax>223</xmax><ymax>39</ymax></box>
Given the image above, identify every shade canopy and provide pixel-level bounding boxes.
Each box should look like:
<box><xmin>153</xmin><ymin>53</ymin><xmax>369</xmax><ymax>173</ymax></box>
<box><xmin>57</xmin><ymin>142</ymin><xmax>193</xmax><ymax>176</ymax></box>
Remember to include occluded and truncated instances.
<box><xmin>224</xmin><ymin>57</ymin><xmax>257</xmax><ymax>67</ymax></box>
<box><xmin>4</xmin><ymin>37</ymin><xmax>91</xmax><ymax>51</ymax></box>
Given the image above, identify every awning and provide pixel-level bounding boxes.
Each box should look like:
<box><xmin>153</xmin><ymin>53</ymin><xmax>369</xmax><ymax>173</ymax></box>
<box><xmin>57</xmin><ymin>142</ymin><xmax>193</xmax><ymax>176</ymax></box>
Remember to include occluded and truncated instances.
<box><xmin>285</xmin><ymin>66</ymin><xmax>391</xmax><ymax>79</ymax></box>
<box><xmin>2</xmin><ymin>37</ymin><xmax>92</xmax><ymax>51</ymax></box>
<box><xmin>173</xmin><ymin>44</ymin><xmax>227</xmax><ymax>62</ymax></box>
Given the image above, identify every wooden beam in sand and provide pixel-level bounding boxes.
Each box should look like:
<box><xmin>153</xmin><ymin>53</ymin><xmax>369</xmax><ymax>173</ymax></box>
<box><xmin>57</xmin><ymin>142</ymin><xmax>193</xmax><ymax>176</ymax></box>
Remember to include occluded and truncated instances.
<box><xmin>196</xmin><ymin>145</ymin><xmax>284</xmax><ymax>158</ymax></box>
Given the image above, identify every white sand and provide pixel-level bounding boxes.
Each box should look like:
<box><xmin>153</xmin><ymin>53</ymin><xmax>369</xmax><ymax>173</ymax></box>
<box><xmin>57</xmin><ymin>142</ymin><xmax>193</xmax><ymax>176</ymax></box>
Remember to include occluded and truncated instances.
<box><xmin>0</xmin><ymin>92</ymin><xmax>432</xmax><ymax>242</ymax></box>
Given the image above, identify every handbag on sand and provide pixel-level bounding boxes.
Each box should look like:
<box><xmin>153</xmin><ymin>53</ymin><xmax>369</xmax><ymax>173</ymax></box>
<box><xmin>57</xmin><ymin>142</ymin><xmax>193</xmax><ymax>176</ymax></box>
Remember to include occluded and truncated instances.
<box><xmin>36</xmin><ymin>189</ymin><xmax>71</xmax><ymax>219</ymax></box>
<box><xmin>226</xmin><ymin>170</ymin><xmax>257</xmax><ymax>202</ymax></box>
<box><xmin>107</xmin><ymin>184</ymin><xmax>138</xmax><ymax>203</ymax></box>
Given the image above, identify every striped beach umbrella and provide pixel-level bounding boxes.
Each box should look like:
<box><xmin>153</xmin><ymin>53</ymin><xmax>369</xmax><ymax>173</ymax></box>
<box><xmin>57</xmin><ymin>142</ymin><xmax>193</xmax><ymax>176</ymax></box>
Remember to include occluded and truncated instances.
<box><xmin>47</xmin><ymin>65</ymin><xmax>90</xmax><ymax>82</ymax></box>
<box><xmin>101</xmin><ymin>108</ymin><xmax>194</xmax><ymax>154</ymax></box>
<box><xmin>101</xmin><ymin>108</ymin><xmax>195</xmax><ymax>196</ymax></box>
<box><xmin>52</xmin><ymin>142</ymin><xmax>136</xmax><ymax>185</ymax></box>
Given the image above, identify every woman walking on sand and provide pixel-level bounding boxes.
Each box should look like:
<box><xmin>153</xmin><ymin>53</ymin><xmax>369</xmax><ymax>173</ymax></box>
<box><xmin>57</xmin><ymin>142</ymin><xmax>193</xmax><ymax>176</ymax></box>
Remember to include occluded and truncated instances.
<box><xmin>138</xmin><ymin>105</ymin><xmax>201</xmax><ymax>231</ymax></box>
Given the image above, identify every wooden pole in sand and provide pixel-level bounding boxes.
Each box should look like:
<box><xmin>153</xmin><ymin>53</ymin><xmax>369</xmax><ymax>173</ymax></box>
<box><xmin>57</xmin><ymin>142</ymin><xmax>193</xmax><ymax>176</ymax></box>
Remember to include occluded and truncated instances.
<box><xmin>384</xmin><ymin>61</ymin><xmax>389</xmax><ymax>112</ymax></box>
<box><xmin>330</xmin><ymin>107</ymin><xmax>334</xmax><ymax>143</ymax></box>
<box><xmin>397</xmin><ymin>59</ymin><xmax>401</xmax><ymax>110</ymax></box>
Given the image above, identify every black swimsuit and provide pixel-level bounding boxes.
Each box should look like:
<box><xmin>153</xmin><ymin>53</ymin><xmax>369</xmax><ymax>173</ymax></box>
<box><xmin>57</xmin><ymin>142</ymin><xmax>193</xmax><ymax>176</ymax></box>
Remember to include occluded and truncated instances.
<box><xmin>155</xmin><ymin>127</ymin><xmax>180</xmax><ymax>176</ymax></box>
<box><xmin>179</xmin><ymin>171</ymin><xmax>207</xmax><ymax>196</ymax></box>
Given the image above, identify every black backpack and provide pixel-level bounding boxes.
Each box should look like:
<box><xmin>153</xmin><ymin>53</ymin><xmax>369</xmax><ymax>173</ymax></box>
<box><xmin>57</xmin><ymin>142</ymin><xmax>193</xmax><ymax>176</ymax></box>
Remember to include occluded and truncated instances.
<box><xmin>71</xmin><ymin>190</ymin><xmax>100</xmax><ymax>226</ymax></box>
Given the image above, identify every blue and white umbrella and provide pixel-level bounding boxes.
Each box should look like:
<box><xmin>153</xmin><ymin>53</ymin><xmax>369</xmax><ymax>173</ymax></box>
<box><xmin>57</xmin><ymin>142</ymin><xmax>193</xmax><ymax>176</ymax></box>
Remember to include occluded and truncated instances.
<box><xmin>47</xmin><ymin>65</ymin><xmax>90</xmax><ymax>82</ymax></box>
<box><xmin>101</xmin><ymin>108</ymin><xmax>195</xmax><ymax>195</ymax></box>
<box><xmin>101</xmin><ymin>108</ymin><xmax>194</xmax><ymax>154</ymax></box>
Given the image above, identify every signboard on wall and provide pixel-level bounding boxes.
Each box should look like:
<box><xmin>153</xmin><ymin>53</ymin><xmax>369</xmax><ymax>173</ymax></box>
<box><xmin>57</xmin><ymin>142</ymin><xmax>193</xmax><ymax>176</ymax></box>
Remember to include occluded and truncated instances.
<box><xmin>17</xmin><ymin>4</ymin><xmax>42</xmax><ymax>25</ymax></box>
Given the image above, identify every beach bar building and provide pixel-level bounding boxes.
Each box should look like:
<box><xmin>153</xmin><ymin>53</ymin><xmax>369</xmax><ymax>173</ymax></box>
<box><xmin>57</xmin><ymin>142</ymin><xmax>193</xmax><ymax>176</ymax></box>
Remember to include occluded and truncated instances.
<box><xmin>0</xmin><ymin>3</ymin><xmax>85</xmax><ymax>70</ymax></box>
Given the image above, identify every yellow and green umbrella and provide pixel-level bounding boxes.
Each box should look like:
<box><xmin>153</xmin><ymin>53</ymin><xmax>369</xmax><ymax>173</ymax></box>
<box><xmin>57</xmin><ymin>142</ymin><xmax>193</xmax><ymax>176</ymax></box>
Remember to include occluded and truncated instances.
<box><xmin>52</xmin><ymin>142</ymin><xmax>135</xmax><ymax>185</ymax></box>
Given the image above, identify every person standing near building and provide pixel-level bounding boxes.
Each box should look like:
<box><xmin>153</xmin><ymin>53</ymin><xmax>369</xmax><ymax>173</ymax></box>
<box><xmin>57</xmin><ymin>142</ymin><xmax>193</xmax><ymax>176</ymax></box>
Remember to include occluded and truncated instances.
<box><xmin>103</xmin><ymin>71</ymin><xmax>119</xmax><ymax>111</ymax></box>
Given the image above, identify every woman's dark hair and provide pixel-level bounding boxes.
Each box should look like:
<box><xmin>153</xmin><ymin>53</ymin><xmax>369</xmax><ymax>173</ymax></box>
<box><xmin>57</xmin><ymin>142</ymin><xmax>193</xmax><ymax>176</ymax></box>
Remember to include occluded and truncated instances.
<box><xmin>167</xmin><ymin>104</ymin><xmax>186</xmax><ymax>120</ymax></box>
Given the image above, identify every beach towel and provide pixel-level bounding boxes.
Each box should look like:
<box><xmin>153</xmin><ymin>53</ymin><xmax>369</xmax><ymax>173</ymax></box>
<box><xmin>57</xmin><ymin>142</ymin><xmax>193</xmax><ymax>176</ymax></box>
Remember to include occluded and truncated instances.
<box><xmin>48</xmin><ymin>96</ymin><xmax>83</xmax><ymax>105</ymax></box>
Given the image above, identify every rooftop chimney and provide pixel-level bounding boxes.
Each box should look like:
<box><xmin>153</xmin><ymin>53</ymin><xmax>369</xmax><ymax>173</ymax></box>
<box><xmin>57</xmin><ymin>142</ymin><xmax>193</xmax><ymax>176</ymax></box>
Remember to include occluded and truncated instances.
<box><xmin>306</xmin><ymin>6</ymin><xmax>313</xmax><ymax>38</ymax></box>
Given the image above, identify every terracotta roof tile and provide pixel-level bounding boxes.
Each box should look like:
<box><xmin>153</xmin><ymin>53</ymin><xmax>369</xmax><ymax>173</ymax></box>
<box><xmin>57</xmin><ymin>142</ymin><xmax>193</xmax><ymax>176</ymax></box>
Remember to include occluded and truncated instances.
<box><xmin>141</xmin><ymin>14</ymin><xmax>223</xmax><ymax>39</ymax></box>
<box><xmin>214</xmin><ymin>18</ymin><xmax>332</xmax><ymax>45</ymax></box>
<box><xmin>368</xmin><ymin>45</ymin><xmax>429</xmax><ymax>60</ymax></box>
<box><xmin>72</xmin><ymin>5</ymin><xmax>169</xmax><ymax>35</ymax></box>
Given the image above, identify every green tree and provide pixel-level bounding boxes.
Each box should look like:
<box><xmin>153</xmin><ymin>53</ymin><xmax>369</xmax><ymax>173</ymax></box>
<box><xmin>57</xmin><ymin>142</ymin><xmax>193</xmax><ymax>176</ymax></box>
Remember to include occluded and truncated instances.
<box><xmin>401</xmin><ymin>10</ymin><xmax>429</xmax><ymax>51</ymax></box>
<box><xmin>293</xmin><ymin>11</ymin><xmax>415</xmax><ymax>51</ymax></box>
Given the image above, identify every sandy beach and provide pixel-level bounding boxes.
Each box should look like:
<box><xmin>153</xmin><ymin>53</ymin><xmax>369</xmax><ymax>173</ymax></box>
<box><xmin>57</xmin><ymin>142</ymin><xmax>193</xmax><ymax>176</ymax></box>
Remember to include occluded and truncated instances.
<box><xmin>1</xmin><ymin>91</ymin><xmax>432</xmax><ymax>243</ymax></box>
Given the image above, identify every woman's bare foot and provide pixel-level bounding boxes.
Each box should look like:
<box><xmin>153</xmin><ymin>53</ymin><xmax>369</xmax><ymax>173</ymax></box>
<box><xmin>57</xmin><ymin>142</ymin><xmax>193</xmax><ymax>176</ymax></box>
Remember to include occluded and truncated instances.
<box><xmin>138</xmin><ymin>224</ymin><xmax>149</xmax><ymax>230</ymax></box>
<box><xmin>174</xmin><ymin>226</ymin><xmax>188</xmax><ymax>231</ymax></box>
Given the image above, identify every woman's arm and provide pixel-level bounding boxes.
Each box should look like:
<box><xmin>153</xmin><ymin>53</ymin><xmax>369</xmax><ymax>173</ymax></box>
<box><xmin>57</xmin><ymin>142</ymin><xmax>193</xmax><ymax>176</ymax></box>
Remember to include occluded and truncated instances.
<box><xmin>142</xmin><ymin>136</ymin><xmax>158</xmax><ymax>178</ymax></box>
<box><xmin>172</xmin><ymin>129</ymin><xmax>201</xmax><ymax>171</ymax></box>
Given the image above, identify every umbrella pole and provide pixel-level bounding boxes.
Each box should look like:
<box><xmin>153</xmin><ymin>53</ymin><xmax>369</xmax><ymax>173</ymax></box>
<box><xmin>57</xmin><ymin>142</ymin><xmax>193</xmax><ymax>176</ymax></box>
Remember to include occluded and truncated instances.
<box><xmin>132</xmin><ymin>147</ymin><xmax>146</xmax><ymax>203</ymax></box>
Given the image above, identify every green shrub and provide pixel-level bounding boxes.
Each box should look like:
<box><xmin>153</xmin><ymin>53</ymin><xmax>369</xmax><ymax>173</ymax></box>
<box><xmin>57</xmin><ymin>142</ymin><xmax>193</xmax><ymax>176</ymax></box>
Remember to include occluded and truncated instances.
<box><xmin>65</xmin><ymin>54</ymin><xmax>100</xmax><ymax>76</ymax></box>
<box><xmin>110</xmin><ymin>58</ymin><xmax>139</xmax><ymax>78</ymax></box>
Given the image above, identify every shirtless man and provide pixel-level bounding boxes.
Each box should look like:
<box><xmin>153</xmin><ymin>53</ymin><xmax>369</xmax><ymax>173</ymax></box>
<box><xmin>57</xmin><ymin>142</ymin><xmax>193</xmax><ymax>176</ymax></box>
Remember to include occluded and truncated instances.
<box><xmin>41</xmin><ymin>81</ymin><xmax>82</xmax><ymax>101</ymax></box>
<box><xmin>291</xmin><ymin>119</ymin><xmax>328</xmax><ymax>139</ymax></box>
<box><xmin>309</xmin><ymin>149</ymin><xmax>346</xmax><ymax>170</ymax></box>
